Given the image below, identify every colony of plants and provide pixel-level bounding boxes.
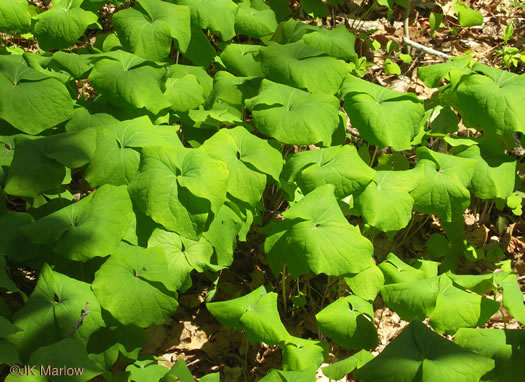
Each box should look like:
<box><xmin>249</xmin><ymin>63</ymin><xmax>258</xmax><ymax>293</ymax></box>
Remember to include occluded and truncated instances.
<box><xmin>0</xmin><ymin>0</ymin><xmax>524</xmax><ymax>381</ymax></box>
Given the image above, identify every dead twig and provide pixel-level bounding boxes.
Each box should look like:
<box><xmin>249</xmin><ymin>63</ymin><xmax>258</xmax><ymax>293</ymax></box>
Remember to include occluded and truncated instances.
<box><xmin>403</xmin><ymin>37</ymin><xmax>451</xmax><ymax>59</ymax></box>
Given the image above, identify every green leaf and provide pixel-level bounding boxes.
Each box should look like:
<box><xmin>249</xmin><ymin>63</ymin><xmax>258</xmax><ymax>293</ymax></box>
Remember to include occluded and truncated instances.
<box><xmin>128</xmin><ymin>146</ymin><xmax>229</xmax><ymax>240</ymax></box>
<box><xmin>29</xmin><ymin>338</ymin><xmax>103</xmax><ymax>381</ymax></box>
<box><xmin>263</xmin><ymin>184</ymin><xmax>374</xmax><ymax>278</ymax></box>
<box><xmin>452</xmin><ymin>1</ymin><xmax>483</xmax><ymax>27</ymax></box>
<box><xmin>181</xmin><ymin>23</ymin><xmax>216</xmax><ymax>67</ymax></box>
<box><xmin>88</xmin><ymin>51</ymin><xmax>171</xmax><ymax>115</ymax></box>
<box><xmin>410</xmin><ymin>147</ymin><xmax>477</xmax><ymax>222</ymax></box>
<box><xmin>0</xmin><ymin>0</ymin><xmax>31</xmax><ymax>33</ymax></box>
<box><xmin>235</xmin><ymin>0</ymin><xmax>278</xmax><ymax>38</ymax></box>
<box><xmin>355</xmin><ymin>168</ymin><xmax>422</xmax><ymax>232</ymax></box>
<box><xmin>126</xmin><ymin>358</ymin><xmax>169</xmax><ymax>381</ymax></box>
<box><xmin>201</xmin><ymin>126</ymin><xmax>282</xmax><ymax>206</ymax></box>
<box><xmin>246</xmin><ymin>80</ymin><xmax>340</xmax><ymax>145</ymax></box>
<box><xmin>161</xmin><ymin>358</ymin><xmax>194</xmax><ymax>382</ymax></box>
<box><xmin>148</xmin><ymin>227</ymin><xmax>218</xmax><ymax>292</ymax></box>
<box><xmin>207</xmin><ymin>286</ymin><xmax>289</xmax><ymax>345</ymax></box>
<box><xmin>113</xmin><ymin>0</ymin><xmax>191</xmax><ymax>61</ymax></box>
<box><xmin>302</xmin><ymin>24</ymin><xmax>357</xmax><ymax>61</ymax></box>
<box><xmin>0</xmin><ymin>212</ymin><xmax>39</xmax><ymax>262</ymax></box>
<box><xmin>428</xmin><ymin>274</ymin><xmax>500</xmax><ymax>334</ymax></box>
<box><xmin>316</xmin><ymin>295</ymin><xmax>377</xmax><ymax>350</ymax></box>
<box><xmin>167</xmin><ymin>63</ymin><xmax>213</xmax><ymax>99</ymax></box>
<box><xmin>384</xmin><ymin>58</ymin><xmax>401</xmax><ymax>75</ymax></box>
<box><xmin>344</xmin><ymin>265</ymin><xmax>385</xmax><ymax>302</ymax></box>
<box><xmin>417</xmin><ymin>56</ymin><xmax>472</xmax><ymax>88</ymax></box>
<box><xmin>83</xmin><ymin>117</ymin><xmax>166</xmax><ymax>187</ymax></box>
<box><xmin>453</xmin><ymin>144</ymin><xmax>516</xmax><ymax>200</ymax></box>
<box><xmin>220</xmin><ymin>44</ymin><xmax>264</xmax><ymax>77</ymax></box>
<box><xmin>0</xmin><ymin>55</ymin><xmax>73</xmax><ymax>135</ymax></box>
<box><xmin>176</xmin><ymin>0</ymin><xmax>238</xmax><ymax>41</ymax></box>
<box><xmin>450</xmin><ymin>64</ymin><xmax>525</xmax><ymax>134</ymax></box>
<box><xmin>429</xmin><ymin>12</ymin><xmax>444</xmax><ymax>33</ymax></box>
<box><xmin>92</xmin><ymin>243</ymin><xmax>179</xmax><ymax>327</ymax></box>
<box><xmin>283</xmin><ymin>145</ymin><xmax>375</xmax><ymax>199</ymax></box>
<box><xmin>494</xmin><ymin>272</ymin><xmax>525</xmax><ymax>325</ymax></box>
<box><xmin>4</xmin><ymin>129</ymin><xmax>96</xmax><ymax>197</ymax></box>
<box><xmin>258</xmin><ymin>40</ymin><xmax>349</xmax><ymax>94</ymax></box>
<box><xmin>341</xmin><ymin>75</ymin><xmax>425</xmax><ymax>150</ymax></box>
<box><xmin>20</xmin><ymin>185</ymin><xmax>134</xmax><ymax>261</ymax></box>
<box><xmin>301</xmin><ymin>0</ymin><xmax>328</xmax><ymax>18</ymax></box>
<box><xmin>282</xmin><ymin>336</ymin><xmax>326</xmax><ymax>371</ymax></box>
<box><xmin>260</xmin><ymin>368</ymin><xmax>317</xmax><ymax>382</ymax></box>
<box><xmin>51</xmin><ymin>51</ymin><xmax>94</xmax><ymax>79</ymax></box>
<box><xmin>322</xmin><ymin>350</ymin><xmax>373</xmax><ymax>380</ymax></box>
<box><xmin>9</xmin><ymin>264</ymin><xmax>105</xmax><ymax>358</ymax></box>
<box><xmin>455</xmin><ymin>328</ymin><xmax>525</xmax><ymax>382</ymax></box>
<box><xmin>65</xmin><ymin>108</ymin><xmax>119</xmax><ymax>132</ymax></box>
<box><xmin>33</xmin><ymin>0</ymin><xmax>99</xmax><ymax>50</ymax></box>
<box><xmin>164</xmin><ymin>75</ymin><xmax>205</xmax><ymax>112</ymax></box>
<box><xmin>354</xmin><ymin>321</ymin><xmax>495</xmax><ymax>382</ymax></box>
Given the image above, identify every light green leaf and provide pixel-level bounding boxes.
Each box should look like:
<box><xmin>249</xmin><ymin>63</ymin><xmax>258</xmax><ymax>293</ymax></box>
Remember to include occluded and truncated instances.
<box><xmin>263</xmin><ymin>184</ymin><xmax>374</xmax><ymax>278</ymax></box>
<box><xmin>220</xmin><ymin>44</ymin><xmax>264</xmax><ymax>77</ymax></box>
<box><xmin>322</xmin><ymin>350</ymin><xmax>373</xmax><ymax>380</ymax></box>
<box><xmin>181</xmin><ymin>23</ymin><xmax>216</xmax><ymax>67</ymax></box>
<box><xmin>92</xmin><ymin>243</ymin><xmax>179</xmax><ymax>327</ymax></box>
<box><xmin>29</xmin><ymin>338</ymin><xmax>103</xmax><ymax>381</ymax></box>
<box><xmin>33</xmin><ymin>0</ymin><xmax>99</xmax><ymax>50</ymax></box>
<box><xmin>88</xmin><ymin>51</ymin><xmax>171</xmax><ymax>115</ymax></box>
<box><xmin>451</xmin><ymin>64</ymin><xmax>525</xmax><ymax>134</ymax></box>
<box><xmin>417</xmin><ymin>56</ymin><xmax>472</xmax><ymax>88</ymax></box>
<box><xmin>126</xmin><ymin>360</ymin><xmax>169</xmax><ymax>381</ymax></box>
<box><xmin>452</xmin><ymin>1</ymin><xmax>483</xmax><ymax>27</ymax></box>
<box><xmin>0</xmin><ymin>55</ymin><xmax>73</xmax><ymax>135</ymax></box>
<box><xmin>260</xmin><ymin>368</ymin><xmax>317</xmax><ymax>382</ymax></box>
<box><xmin>51</xmin><ymin>51</ymin><xmax>94</xmax><ymax>79</ymax></box>
<box><xmin>0</xmin><ymin>0</ymin><xmax>31</xmax><ymax>33</ymax></box>
<box><xmin>428</xmin><ymin>274</ymin><xmax>500</xmax><ymax>334</ymax></box>
<box><xmin>316</xmin><ymin>296</ymin><xmax>377</xmax><ymax>350</ymax></box>
<box><xmin>148</xmin><ymin>227</ymin><xmax>218</xmax><ymax>292</ymax></box>
<box><xmin>344</xmin><ymin>265</ymin><xmax>385</xmax><ymax>302</ymax></box>
<box><xmin>494</xmin><ymin>272</ymin><xmax>525</xmax><ymax>325</ymax></box>
<box><xmin>246</xmin><ymin>80</ymin><xmax>340</xmax><ymax>145</ymax></box>
<box><xmin>282</xmin><ymin>336</ymin><xmax>326</xmax><ymax>371</ymax></box>
<box><xmin>5</xmin><ymin>129</ymin><xmax>96</xmax><ymax>197</ymax></box>
<box><xmin>128</xmin><ymin>146</ymin><xmax>229</xmax><ymax>240</ymax></box>
<box><xmin>410</xmin><ymin>147</ymin><xmax>477</xmax><ymax>222</ymax></box>
<box><xmin>453</xmin><ymin>144</ymin><xmax>516</xmax><ymax>200</ymax></box>
<box><xmin>340</xmin><ymin>74</ymin><xmax>424</xmax><ymax>150</ymax></box>
<box><xmin>167</xmin><ymin>63</ymin><xmax>213</xmax><ymax>99</ymax></box>
<box><xmin>164</xmin><ymin>75</ymin><xmax>205</xmax><ymax>112</ymax></box>
<box><xmin>84</xmin><ymin>116</ymin><xmax>167</xmax><ymax>187</ymax></box>
<box><xmin>176</xmin><ymin>0</ymin><xmax>238</xmax><ymax>41</ymax></box>
<box><xmin>354</xmin><ymin>168</ymin><xmax>422</xmax><ymax>232</ymax></box>
<box><xmin>283</xmin><ymin>145</ymin><xmax>375</xmax><ymax>199</ymax></box>
<box><xmin>9</xmin><ymin>264</ymin><xmax>105</xmax><ymax>358</ymax></box>
<box><xmin>207</xmin><ymin>286</ymin><xmax>289</xmax><ymax>345</ymax></box>
<box><xmin>201</xmin><ymin>126</ymin><xmax>282</xmax><ymax>205</ymax></box>
<box><xmin>455</xmin><ymin>328</ymin><xmax>525</xmax><ymax>382</ymax></box>
<box><xmin>113</xmin><ymin>0</ymin><xmax>191</xmax><ymax>61</ymax></box>
<box><xmin>302</xmin><ymin>24</ymin><xmax>357</xmax><ymax>61</ymax></box>
<box><xmin>20</xmin><ymin>185</ymin><xmax>134</xmax><ymax>261</ymax></box>
<box><xmin>384</xmin><ymin>58</ymin><xmax>401</xmax><ymax>75</ymax></box>
<box><xmin>354</xmin><ymin>321</ymin><xmax>495</xmax><ymax>382</ymax></box>
<box><xmin>235</xmin><ymin>0</ymin><xmax>278</xmax><ymax>38</ymax></box>
<box><xmin>258</xmin><ymin>40</ymin><xmax>349</xmax><ymax>94</ymax></box>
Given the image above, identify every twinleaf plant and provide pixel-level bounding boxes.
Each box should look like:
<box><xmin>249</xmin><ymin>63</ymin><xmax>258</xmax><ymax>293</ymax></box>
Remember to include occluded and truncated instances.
<box><xmin>0</xmin><ymin>0</ymin><xmax>523</xmax><ymax>381</ymax></box>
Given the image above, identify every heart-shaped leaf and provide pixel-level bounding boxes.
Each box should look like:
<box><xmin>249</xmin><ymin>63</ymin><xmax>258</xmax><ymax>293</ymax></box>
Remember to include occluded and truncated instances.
<box><xmin>246</xmin><ymin>80</ymin><xmax>340</xmax><ymax>145</ymax></box>
<box><xmin>33</xmin><ymin>0</ymin><xmax>99</xmax><ymax>50</ymax></box>
<box><xmin>263</xmin><ymin>184</ymin><xmax>374</xmax><ymax>278</ymax></box>
<box><xmin>341</xmin><ymin>75</ymin><xmax>425</xmax><ymax>150</ymax></box>
<box><xmin>92</xmin><ymin>243</ymin><xmax>179</xmax><ymax>328</ymax></box>
<box><xmin>21</xmin><ymin>185</ymin><xmax>134</xmax><ymax>261</ymax></box>
<box><xmin>258</xmin><ymin>40</ymin><xmax>349</xmax><ymax>94</ymax></box>
<box><xmin>113</xmin><ymin>0</ymin><xmax>191</xmax><ymax>61</ymax></box>
<box><xmin>354</xmin><ymin>321</ymin><xmax>495</xmax><ymax>382</ymax></box>
<box><xmin>0</xmin><ymin>55</ymin><xmax>73</xmax><ymax>135</ymax></box>
<box><xmin>9</xmin><ymin>264</ymin><xmax>105</xmax><ymax>358</ymax></box>
<box><xmin>0</xmin><ymin>0</ymin><xmax>31</xmax><ymax>33</ymax></box>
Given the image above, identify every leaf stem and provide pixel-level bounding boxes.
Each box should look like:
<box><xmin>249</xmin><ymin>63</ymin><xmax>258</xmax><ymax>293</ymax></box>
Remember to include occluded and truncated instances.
<box><xmin>282</xmin><ymin>265</ymin><xmax>287</xmax><ymax>316</ymax></box>
<box><xmin>369</xmin><ymin>145</ymin><xmax>378</xmax><ymax>167</ymax></box>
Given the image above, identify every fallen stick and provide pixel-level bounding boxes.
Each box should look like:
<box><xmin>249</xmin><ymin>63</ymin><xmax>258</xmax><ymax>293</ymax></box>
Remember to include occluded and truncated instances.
<box><xmin>403</xmin><ymin>37</ymin><xmax>451</xmax><ymax>59</ymax></box>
